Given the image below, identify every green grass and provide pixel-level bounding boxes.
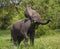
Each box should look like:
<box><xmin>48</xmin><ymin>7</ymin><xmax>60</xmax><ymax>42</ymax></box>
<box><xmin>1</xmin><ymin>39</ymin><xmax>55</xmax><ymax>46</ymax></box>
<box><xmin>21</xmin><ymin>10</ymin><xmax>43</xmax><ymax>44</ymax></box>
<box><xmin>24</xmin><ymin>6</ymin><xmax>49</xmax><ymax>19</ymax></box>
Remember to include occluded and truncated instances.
<box><xmin>0</xmin><ymin>30</ymin><xmax>60</xmax><ymax>49</ymax></box>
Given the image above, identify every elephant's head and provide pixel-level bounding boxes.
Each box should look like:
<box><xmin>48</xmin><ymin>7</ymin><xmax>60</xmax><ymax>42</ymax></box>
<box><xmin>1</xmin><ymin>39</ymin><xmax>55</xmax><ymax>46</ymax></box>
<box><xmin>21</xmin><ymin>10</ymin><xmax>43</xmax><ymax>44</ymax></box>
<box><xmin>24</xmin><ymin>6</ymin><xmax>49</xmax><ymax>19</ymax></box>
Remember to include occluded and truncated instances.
<box><xmin>25</xmin><ymin>6</ymin><xmax>51</xmax><ymax>25</ymax></box>
<box><xmin>31</xmin><ymin>14</ymin><xmax>51</xmax><ymax>25</ymax></box>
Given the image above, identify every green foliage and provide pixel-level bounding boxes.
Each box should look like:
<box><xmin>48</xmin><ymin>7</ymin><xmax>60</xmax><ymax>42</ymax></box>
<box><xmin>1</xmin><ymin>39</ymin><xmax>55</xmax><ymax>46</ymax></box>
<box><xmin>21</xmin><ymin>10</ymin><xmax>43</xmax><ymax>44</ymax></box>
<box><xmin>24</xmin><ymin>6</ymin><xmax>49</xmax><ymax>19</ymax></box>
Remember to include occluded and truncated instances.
<box><xmin>35</xmin><ymin>25</ymin><xmax>50</xmax><ymax>38</ymax></box>
<box><xmin>0</xmin><ymin>30</ymin><xmax>60</xmax><ymax>49</ymax></box>
<box><xmin>0</xmin><ymin>0</ymin><xmax>23</xmax><ymax>29</ymax></box>
<box><xmin>0</xmin><ymin>0</ymin><xmax>60</xmax><ymax>49</ymax></box>
<box><xmin>0</xmin><ymin>0</ymin><xmax>60</xmax><ymax>30</ymax></box>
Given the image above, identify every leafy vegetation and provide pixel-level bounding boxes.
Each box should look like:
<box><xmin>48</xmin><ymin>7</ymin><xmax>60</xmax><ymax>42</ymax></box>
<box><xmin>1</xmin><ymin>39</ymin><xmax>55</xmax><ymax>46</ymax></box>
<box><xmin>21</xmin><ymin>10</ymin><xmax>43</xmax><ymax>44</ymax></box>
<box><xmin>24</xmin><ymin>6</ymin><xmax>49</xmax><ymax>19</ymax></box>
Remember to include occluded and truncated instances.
<box><xmin>0</xmin><ymin>30</ymin><xmax>60</xmax><ymax>49</ymax></box>
<box><xmin>0</xmin><ymin>0</ymin><xmax>60</xmax><ymax>49</ymax></box>
<box><xmin>0</xmin><ymin>0</ymin><xmax>60</xmax><ymax>30</ymax></box>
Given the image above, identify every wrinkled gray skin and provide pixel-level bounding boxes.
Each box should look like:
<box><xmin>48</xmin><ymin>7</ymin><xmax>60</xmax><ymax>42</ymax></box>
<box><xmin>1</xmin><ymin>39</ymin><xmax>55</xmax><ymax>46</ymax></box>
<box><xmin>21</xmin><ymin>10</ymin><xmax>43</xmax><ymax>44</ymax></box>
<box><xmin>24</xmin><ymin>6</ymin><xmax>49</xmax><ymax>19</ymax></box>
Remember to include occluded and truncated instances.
<box><xmin>11</xmin><ymin>6</ymin><xmax>51</xmax><ymax>46</ymax></box>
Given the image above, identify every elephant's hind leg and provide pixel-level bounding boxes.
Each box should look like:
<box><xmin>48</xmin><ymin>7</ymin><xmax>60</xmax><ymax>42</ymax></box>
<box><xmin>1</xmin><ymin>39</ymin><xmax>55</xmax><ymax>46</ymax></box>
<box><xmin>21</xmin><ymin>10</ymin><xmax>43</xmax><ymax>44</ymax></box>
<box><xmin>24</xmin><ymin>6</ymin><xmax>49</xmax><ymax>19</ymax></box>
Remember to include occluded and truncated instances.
<box><xmin>11</xmin><ymin>29</ymin><xmax>18</xmax><ymax>46</ymax></box>
<box><xmin>17</xmin><ymin>35</ymin><xmax>24</xmax><ymax>45</ymax></box>
<box><xmin>24</xmin><ymin>32</ymin><xmax>28</xmax><ymax>46</ymax></box>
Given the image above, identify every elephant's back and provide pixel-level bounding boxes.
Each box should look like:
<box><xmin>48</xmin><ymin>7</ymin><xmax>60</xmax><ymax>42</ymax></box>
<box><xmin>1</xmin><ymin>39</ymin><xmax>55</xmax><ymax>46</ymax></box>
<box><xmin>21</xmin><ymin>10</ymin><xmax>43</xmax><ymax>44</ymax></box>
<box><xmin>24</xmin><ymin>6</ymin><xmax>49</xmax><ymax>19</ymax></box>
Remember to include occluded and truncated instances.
<box><xmin>11</xmin><ymin>19</ymin><xmax>31</xmax><ymax>33</ymax></box>
<box><xmin>12</xmin><ymin>20</ymin><xmax>24</xmax><ymax>30</ymax></box>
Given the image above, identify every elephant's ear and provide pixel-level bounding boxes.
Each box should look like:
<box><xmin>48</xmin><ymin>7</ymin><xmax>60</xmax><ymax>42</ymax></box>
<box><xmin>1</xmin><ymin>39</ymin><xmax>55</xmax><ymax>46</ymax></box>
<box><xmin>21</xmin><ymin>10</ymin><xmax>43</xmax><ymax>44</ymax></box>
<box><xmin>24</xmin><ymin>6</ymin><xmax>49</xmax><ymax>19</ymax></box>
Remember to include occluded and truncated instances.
<box><xmin>31</xmin><ymin>10</ymin><xmax>41</xmax><ymax>22</ymax></box>
<box><xmin>25</xmin><ymin>6</ymin><xmax>41</xmax><ymax>22</ymax></box>
<box><xmin>25</xmin><ymin>6</ymin><xmax>33</xmax><ymax>17</ymax></box>
<box><xmin>26</xmin><ymin>7</ymin><xmax>33</xmax><ymax>17</ymax></box>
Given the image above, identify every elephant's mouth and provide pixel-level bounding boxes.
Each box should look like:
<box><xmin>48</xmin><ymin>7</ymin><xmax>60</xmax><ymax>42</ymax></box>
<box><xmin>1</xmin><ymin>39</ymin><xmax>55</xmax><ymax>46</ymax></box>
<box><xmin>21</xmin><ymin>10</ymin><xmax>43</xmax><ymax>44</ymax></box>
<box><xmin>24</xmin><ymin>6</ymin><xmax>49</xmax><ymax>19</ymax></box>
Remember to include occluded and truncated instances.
<box><xmin>33</xmin><ymin>19</ymin><xmax>41</xmax><ymax>24</ymax></box>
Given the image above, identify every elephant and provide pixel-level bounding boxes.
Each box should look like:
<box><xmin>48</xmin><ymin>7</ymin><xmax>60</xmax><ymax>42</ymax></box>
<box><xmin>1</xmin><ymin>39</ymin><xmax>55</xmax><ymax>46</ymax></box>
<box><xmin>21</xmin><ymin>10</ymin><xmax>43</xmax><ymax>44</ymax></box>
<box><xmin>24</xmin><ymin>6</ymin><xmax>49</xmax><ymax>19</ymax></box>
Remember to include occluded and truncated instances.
<box><xmin>11</xmin><ymin>6</ymin><xmax>51</xmax><ymax>46</ymax></box>
<box><xmin>11</xmin><ymin>19</ymin><xmax>51</xmax><ymax>46</ymax></box>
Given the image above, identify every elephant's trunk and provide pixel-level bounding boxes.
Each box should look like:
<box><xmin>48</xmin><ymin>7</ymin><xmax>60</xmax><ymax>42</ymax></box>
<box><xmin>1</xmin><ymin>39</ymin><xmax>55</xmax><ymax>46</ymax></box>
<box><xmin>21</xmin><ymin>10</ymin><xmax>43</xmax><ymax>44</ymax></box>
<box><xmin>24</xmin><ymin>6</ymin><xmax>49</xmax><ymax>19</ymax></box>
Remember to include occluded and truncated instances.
<box><xmin>37</xmin><ymin>20</ymin><xmax>51</xmax><ymax>25</ymax></box>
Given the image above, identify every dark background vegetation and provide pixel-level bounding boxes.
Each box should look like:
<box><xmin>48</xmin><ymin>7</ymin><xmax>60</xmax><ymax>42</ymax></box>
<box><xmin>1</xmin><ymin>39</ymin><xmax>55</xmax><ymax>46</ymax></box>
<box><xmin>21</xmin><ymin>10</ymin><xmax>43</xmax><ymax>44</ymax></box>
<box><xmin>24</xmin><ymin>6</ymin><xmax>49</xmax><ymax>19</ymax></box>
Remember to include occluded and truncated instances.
<box><xmin>0</xmin><ymin>0</ymin><xmax>60</xmax><ymax>36</ymax></box>
<box><xmin>0</xmin><ymin>0</ymin><xmax>60</xmax><ymax>49</ymax></box>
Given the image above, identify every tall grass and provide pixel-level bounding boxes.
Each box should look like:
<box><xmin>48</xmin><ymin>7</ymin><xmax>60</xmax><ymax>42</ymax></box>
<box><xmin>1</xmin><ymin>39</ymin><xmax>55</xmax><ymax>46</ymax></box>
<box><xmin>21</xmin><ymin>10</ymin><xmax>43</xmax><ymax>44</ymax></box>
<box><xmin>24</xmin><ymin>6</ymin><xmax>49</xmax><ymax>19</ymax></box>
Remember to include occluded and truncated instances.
<box><xmin>0</xmin><ymin>30</ymin><xmax>60</xmax><ymax>49</ymax></box>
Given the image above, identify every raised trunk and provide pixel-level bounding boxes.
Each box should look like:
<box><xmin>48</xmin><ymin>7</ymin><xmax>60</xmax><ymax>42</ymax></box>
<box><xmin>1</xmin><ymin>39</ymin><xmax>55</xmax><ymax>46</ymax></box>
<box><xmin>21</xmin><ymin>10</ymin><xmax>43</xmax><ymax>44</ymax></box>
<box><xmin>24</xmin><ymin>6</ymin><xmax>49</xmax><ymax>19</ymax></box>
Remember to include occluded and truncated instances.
<box><xmin>38</xmin><ymin>20</ymin><xmax>50</xmax><ymax>25</ymax></box>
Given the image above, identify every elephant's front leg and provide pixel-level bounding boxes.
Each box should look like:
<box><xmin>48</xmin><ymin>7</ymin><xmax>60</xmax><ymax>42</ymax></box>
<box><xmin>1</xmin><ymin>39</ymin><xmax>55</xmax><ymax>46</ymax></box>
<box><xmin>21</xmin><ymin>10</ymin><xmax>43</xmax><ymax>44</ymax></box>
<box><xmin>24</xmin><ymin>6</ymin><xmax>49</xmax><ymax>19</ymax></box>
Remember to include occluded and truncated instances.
<box><xmin>24</xmin><ymin>32</ymin><xmax>28</xmax><ymax>46</ymax></box>
<box><xmin>30</xmin><ymin>32</ymin><xmax>35</xmax><ymax>45</ymax></box>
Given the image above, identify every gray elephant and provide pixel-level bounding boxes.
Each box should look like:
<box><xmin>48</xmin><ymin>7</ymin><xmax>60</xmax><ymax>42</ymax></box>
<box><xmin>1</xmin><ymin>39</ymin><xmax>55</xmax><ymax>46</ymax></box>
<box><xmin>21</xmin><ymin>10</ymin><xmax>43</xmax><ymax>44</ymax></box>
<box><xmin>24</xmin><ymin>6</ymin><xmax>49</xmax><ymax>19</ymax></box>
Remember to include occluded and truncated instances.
<box><xmin>11</xmin><ymin>6</ymin><xmax>51</xmax><ymax>46</ymax></box>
